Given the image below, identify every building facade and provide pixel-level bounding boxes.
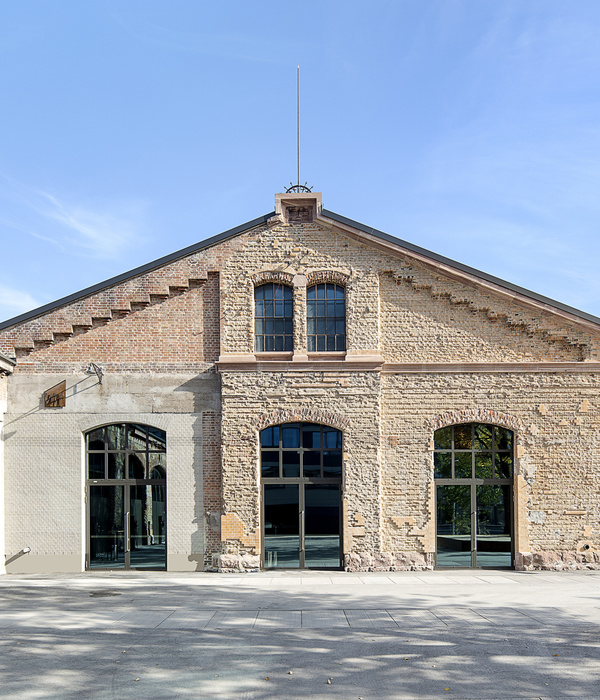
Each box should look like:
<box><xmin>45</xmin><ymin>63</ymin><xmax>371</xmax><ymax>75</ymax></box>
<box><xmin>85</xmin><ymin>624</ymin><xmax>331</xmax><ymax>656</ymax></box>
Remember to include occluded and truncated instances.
<box><xmin>1</xmin><ymin>191</ymin><xmax>600</xmax><ymax>574</ymax></box>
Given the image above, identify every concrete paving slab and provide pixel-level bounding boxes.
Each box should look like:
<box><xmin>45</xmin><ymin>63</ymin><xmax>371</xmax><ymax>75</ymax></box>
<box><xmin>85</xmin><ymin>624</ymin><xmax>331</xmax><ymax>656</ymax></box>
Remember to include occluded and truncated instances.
<box><xmin>417</xmin><ymin>574</ymin><xmax>462</xmax><ymax>585</ymax></box>
<box><xmin>1</xmin><ymin>570</ymin><xmax>599</xmax><ymax>699</ymax></box>
<box><xmin>357</xmin><ymin>575</ymin><xmax>394</xmax><ymax>584</ymax></box>
<box><xmin>475</xmin><ymin>575</ymin><xmax>521</xmax><ymax>584</ymax></box>
<box><xmin>388</xmin><ymin>608</ymin><xmax>449</xmax><ymax>627</ymax></box>
<box><xmin>344</xmin><ymin>609</ymin><xmax>397</xmax><ymax>628</ymax></box>
<box><xmin>301</xmin><ymin>610</ymin><xmax>349</xmax><ymax>627</ymax></box>
<box><xmin>254</xmin><ymin>610</ymin><xmax>302</xmax><ymax>628</ymax></box>
<box><xmin>113</xmin><ymin>609</ymin><xmax>175</xmax><ymax>627</ymax></box>
<box><xmin>476</xmin><ymin>608</ymin><xmax>538</xmax><ymax>627</ymax></box>
<box><xmin>431</xmin><ymin>606</ymin><xmax>495</xmax><ymax>625</ymax></box>
<box><xmin>204</xmin><ymin>610</ymin><xmax>259</xmax><ymax>629</ymax></box>
<box><xmin>156</xmin><ymin>610</ymin><xmax>217</xmax><ymax>629</ymax></box>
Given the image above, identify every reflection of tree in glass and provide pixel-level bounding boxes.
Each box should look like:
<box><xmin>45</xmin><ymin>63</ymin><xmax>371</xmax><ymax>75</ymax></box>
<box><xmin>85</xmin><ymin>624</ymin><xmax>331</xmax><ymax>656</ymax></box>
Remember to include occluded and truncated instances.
<box><xmin>477</xmin><ymin>485</ymin><xmax>509</xmax><ymax>535</ymax></box>
<box><xmin>437</xmin><ymin>486</ymin><xmax>471</xmax><ymax>534</ymax></box>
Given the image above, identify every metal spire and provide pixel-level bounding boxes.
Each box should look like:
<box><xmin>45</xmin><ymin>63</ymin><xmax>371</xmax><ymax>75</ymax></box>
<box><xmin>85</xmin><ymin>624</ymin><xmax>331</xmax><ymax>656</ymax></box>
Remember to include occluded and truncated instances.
<box><xmin>286</xmin><ymin>65</ymin><xmax>312</xmax><ymax>194</ymax></box>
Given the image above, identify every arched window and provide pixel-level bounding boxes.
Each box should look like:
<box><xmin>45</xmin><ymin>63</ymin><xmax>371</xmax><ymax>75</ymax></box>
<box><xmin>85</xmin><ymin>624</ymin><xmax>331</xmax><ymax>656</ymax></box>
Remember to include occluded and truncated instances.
<box><xmin>260</xmin><ymin>422</ymin><xmax>342</xmax><ymax>478</ymax></box>
<box><xmin>307</xmin><ymin>283</ymin><xmax>345</xmax><ymax>352</ymax></box>
<box><xmin>434</xmin><ymin>423</ymin><xmax>513</xmax><ymax>569</ymax></box>
<box><xmin>85</xmin><ymin>424</ymin><xmax>166</xmax><ymax>570</ymax></box>
<box><xmin>254</xmin><ymin>282</ymin><xmax>293</xmax><ymax>352</ymax></box>
<box><xmin>86</xmin><ymin>423</ymin><xmax>166</xmax><ymax>480</ymax></box>
<box><xmin>434</xmin><ymin>423</ymin><xmax>513</xmax><ymax>479</ymax></box>
<box><xmin>260</xmin><ymin>422</ymin><xmax>342</xmax><ymax>569</ymax></box>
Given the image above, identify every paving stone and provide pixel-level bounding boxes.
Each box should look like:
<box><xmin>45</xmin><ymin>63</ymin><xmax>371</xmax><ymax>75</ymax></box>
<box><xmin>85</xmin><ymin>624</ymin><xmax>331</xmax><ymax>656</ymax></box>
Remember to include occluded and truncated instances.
<box><xmin>204</xmin><ymin>611</ymin><xmax>259</xmax><ymax>629</ymax></box>
<box><xmin>344</xmin><ymin>609</ymin><xmax>398</xmax><ymax>628</ymax></box>
<box><xmin>254</xmin><ymin>610</ymin><xmax>302</xmax><ymax>628</ymax></box>
<box><xmin>113</xmin><ymin>610</ymin><xmax>176</xmax><ymax>628</ymax></box>
<box><xmin>301</xmin><ymin>610</ymin><xmax>349</xmax><ymax>627</ymax></box>
<box><xmin>157</xmin><ymin>610</ymin><xmax>218</xmax><ymax>629</ymax></box>
<box><xmin>387</xmin><ymin>609</ymin><xmax>448</xmax><ymax>627</ymax></box>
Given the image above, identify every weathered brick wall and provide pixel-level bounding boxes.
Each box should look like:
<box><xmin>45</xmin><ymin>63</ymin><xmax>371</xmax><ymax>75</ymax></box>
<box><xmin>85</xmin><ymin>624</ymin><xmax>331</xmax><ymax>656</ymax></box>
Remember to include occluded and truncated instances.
<box><xmin>380</xmin><ymin>272</ymin><xmax>590</xmax><ymax>362</ymax></box>
<box><xmin>220</xmin><ymin>221</ymin><xmax>381</xmax><ymax>356</ymax></box>
<box><xmin>2</xmin><ymin>202</ymin><xmax>600</xmax><ymax>573</ymax></box>
<box><xmin>218</xmin><ymin>219</ymin><xmax>597</xmax><ymax>362</ymax></box>
<box><xmin>217</xmin><ymin>370</ymin><xmax>382</xmax><ymax>570</ymax></box>
<box><xmin>2</xmin><ymin>273</ymin><xmax>222</xmax><ymax>373</ymax></box>
<box><xmin>381</xmin><ymin>372</ymin><xmax>600</xmax><ymax>571</ymax></box>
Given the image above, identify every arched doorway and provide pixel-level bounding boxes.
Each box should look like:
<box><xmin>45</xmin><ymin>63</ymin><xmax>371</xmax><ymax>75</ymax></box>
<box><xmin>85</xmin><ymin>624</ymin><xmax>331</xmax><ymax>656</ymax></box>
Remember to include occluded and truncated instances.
<box><xmin>434</xmin><ymin>423</ymin><xmax>514</xmax><ymax>568</ymax></box>
<box><xmin>260</xmin><ymin>422</ymin><xmax>342</xmax><ymax>569</ymax></box>
<box><xmin>85</xmin><ymin>423</ymin><xmax>166</xmax><ymax>570</ymax></box>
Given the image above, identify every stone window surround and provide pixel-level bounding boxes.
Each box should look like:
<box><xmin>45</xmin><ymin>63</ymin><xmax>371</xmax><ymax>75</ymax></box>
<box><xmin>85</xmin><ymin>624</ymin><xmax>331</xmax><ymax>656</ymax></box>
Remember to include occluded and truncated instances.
<box><xmin>250</xmin><ymin>270</ymin><xmax>350</xmax><ymax>362</ymax></box>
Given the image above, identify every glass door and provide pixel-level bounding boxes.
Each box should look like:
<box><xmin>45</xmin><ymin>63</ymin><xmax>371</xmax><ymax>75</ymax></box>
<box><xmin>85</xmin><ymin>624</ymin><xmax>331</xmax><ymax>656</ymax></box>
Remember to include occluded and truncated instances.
<box><xmin>304</xmin><ymin>484</ymin><xmax>340</xmax><ymax>568</ymax></box>
<box><xmin>436</xmin><ymin>484</ymin><xmax>473</xmax><ymax>568</ymax></box>
<box><xmin>86</xmin><ymin>424</ymin><xmax>167</xmax><ymax>571</ymax></box>
<box><xmin>88</xmin><ymin>483</ymin><xmax>166</xmax><ymax>570</ymax></box>
<box><xmin>129</xmin><ymin>484</ymin><xmax>167</xmax><ymax>570</ymax></box>
<box><xmin>89</xmin><ymin>485</ymin><xmax>125</xmax><ymax>569</ymax></box>
<box><xmin>263</xmin><ymin>483</ymin><xmax>341</xmax><ymax>568</ymax></box>
<box><xmin>434</xmin><ymin>423</ymin><xmax>514</xmax><ymax>569</ymax></box>
<box><xmin>476</xmin><ymin>484</ymin><xmax>512</xmax><ymax>568</ymax></box>
<box><xmin>264</xmin><ymin>484</ymin><xmax>300</xmax><ymax>567</ymax></box>
<box><xmin>261</xmin><ymin>422</ymin><xmax>342</xmax><ymax>569</ymax></box>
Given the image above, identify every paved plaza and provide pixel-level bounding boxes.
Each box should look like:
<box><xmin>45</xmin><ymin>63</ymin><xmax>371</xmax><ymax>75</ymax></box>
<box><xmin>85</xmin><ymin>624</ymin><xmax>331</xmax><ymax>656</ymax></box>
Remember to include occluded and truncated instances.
<box><xmin>0</xmin><ymin>569</ymin><xmax>599</xmax><ymax>699</ymax></box>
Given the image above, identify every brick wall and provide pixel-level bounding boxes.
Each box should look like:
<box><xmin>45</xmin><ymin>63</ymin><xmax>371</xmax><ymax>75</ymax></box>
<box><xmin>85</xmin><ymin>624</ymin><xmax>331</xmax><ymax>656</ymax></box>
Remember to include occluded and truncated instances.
<box><xmin>2</xmin><ymin>203</ymin><xmax>600</xmax><ymax>573</ymax></box>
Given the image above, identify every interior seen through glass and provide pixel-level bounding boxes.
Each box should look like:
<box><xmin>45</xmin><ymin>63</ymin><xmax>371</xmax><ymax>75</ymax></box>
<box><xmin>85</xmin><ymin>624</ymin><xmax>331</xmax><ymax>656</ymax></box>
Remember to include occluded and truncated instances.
<box><xmin>87</xmin><ymin>424</ymin><xmax>166</xmax><ymax>570</ymax></box>
<box><xmin>261</xmin><ymin>422</ymin><xmax>342</xmax><ymax>569</ymax></box>
<box><xmin>434</xmin><ymin>423</ymin><xmax>513</xmax><ymax>568</ymax></box>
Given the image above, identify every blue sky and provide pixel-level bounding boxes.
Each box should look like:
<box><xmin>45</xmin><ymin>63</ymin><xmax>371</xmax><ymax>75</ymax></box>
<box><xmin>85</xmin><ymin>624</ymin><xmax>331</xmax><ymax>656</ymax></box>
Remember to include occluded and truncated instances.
<box><xmin>2</xmin><ymin>1</ymin><xmax>600</xmax><ymax>324</ymax></box>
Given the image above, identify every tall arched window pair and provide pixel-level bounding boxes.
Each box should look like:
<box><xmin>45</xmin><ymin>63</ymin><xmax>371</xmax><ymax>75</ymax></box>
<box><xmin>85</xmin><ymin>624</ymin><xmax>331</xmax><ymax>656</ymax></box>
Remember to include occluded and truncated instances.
<box><xmin>254</xmin><ymin>282</ymin><xmax>346</xmax><ymax>352</ymax></box>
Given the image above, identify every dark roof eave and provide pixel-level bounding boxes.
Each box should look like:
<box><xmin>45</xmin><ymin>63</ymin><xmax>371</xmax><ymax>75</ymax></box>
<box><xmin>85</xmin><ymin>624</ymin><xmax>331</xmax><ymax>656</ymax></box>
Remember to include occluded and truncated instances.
<box><xmin>321</xmin><ymin>209</ymin><xmax>600</xmax><ymax>329</ymax></box>
<box><xmin>1</xmin><ymin>204</ymin><xmax>599</xmax><ymax>334</ymax></box>
<box><xmin>0</xmin><ymin>212</ymin><xmax>275</xmax><ymax>332</ymax></box>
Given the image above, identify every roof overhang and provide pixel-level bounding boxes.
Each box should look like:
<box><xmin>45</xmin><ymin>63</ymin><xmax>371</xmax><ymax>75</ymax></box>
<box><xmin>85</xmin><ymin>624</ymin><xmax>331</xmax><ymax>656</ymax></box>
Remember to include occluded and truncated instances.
<box><xmin>317</xmin><ymin>209</ymin><xmax>600</xmax><ymax>335</ymax></box>
<box><xmin>1</xmin><ymin>196</ymin><xmax>599</xmax><ymax>336</ymax></box>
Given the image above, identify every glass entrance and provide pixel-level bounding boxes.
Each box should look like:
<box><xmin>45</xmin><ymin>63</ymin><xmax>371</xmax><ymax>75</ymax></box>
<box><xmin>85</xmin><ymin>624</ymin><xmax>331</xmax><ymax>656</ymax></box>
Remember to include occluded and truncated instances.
<box><xmin>434</xmin><ymin>423</ymin><xmax>514</xmax><ymax>569</ymax></box>
<box><xmin>261</xmin><ymin>423</ymin><xmax>342</xmax><ymax>569</ymax></box>
<box><xmin>86</xmin><ymin>424</ymin><xmax>166</xmax><ymax>570</ymax></box>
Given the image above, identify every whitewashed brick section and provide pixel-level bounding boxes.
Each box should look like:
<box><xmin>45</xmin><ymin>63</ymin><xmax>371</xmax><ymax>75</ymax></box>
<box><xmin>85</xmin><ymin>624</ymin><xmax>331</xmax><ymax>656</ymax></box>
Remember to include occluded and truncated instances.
<box><xmin>3</xmin><ymin>372</ymin><xmax>219</xmax><ymax>572</ymax></box>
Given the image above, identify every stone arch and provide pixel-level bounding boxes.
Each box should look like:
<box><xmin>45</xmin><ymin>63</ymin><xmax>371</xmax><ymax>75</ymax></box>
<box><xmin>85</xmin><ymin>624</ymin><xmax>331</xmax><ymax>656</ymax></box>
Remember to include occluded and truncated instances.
<box><xmin>251</xmin><ymin>270</ymin><xmax>294</xmax><ymax>287</ymax></box>
<box><xmin>306</xmin><ymin>270</ymin><xmax>350</xmax><ymax>287</ymax></box>
<box><xmin>425</xmin><ymin>408</ymin><xmax>526</xmax><ymax>480</ymax></box>
<box><xmin>426</xmin><ymin>408</ymin><xmax>524</xmax><ymax>435</ymax></box>
<box><xmin>254</xmin><ymin>407</ymin><xmax>350</xmax><ymax>432</ymax></box>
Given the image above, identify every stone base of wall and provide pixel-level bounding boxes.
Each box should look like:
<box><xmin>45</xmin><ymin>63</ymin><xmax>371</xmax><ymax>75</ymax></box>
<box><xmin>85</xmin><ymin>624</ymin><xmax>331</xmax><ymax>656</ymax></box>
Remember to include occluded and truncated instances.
<box><xmin>517</xmin><ymin>551</ymin><xmax>600</xmax><ymax>571</ymax></box>
<box><xmin>212</xmin><ymin>553</ymin><xmax>261</xmax><ymax>572</ymax></box>
<box><xmin>344</xmin><ymin>551</ymin><xmax>433</xmax><ymax>572</ymax></box>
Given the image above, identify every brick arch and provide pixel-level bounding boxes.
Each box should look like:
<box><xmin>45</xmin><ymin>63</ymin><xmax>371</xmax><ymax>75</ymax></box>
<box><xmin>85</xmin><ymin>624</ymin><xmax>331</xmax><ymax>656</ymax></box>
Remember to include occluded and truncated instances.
<box><xmin>426</xmin><ymin>408</ymin><xmax>524</xmax><ymax>435</ymax></box>
<box><xmin>251</xmin><ymin>271</ymin><xmax>294</xmax><ymax>287</ymax></box>
<box><xmin>254</xmin><ymin>407</ymin><xmax>349</xmax><ymax>432</ymax></box>
<box><xmin>306</xmin><ymin>270</ymin><xmax>350</xmax><ymax>287</ymax></box>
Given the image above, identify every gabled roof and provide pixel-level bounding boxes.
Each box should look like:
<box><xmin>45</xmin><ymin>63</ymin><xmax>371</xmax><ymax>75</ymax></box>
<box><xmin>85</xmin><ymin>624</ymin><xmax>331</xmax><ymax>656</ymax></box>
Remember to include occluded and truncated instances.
<box><xmin>1</xmin><ymin>206</ymin><xmax>599</xmax><ymax>333</ymax></box>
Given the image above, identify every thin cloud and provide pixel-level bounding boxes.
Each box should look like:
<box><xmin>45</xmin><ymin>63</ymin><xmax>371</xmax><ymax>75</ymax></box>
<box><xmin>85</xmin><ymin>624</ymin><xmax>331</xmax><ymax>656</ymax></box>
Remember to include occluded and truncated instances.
<box><xmin>37</xmin><ymin>190</ymin><xmax>143</xmax><ymax>260</ymax></box>
<box><xmin>0</xmin><ymin>174</ymin><xmax>145</xmax><ymax>260</ymax></box>
<box><xmin>0</xmin><ymin>285</ymin><xmax>40</xmax><ymax>314</ymax></box>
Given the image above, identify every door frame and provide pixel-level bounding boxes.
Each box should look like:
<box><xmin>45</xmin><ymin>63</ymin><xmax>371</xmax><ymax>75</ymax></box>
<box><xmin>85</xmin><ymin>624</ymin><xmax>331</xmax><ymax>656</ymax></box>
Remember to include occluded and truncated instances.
<box><xmin>85</xmin><ymin>479</ymin><xmax>167</xmax><ymax>570</ymax></box>
<box><xmin>434</xmin><ymin>480</ymin><xmax>514</xmax><ymax>569</ymax></box>
<box><xmin>261</xmin><ymin>479</ymin><xmax>342</xmax><ymax>569</ymax></box>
